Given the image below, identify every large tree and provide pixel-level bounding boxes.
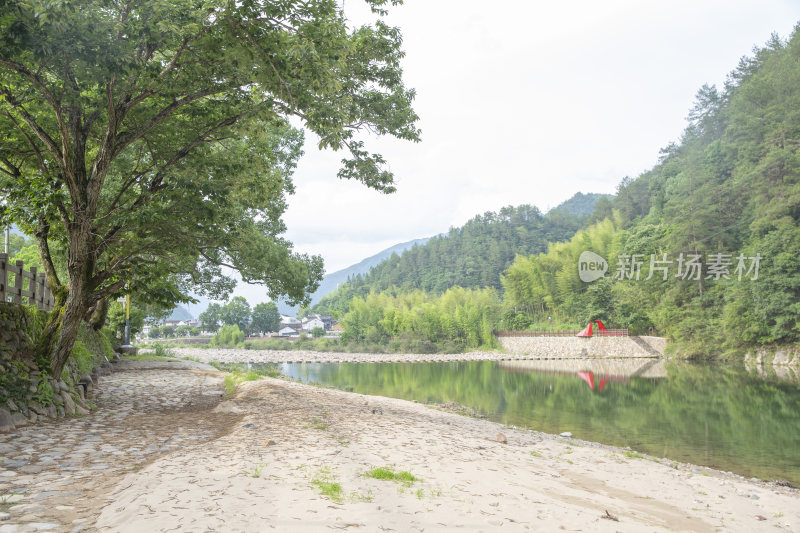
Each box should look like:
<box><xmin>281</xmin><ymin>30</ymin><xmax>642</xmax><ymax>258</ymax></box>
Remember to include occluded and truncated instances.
<box><xmin>0</xmin><ymin>0</ymin><xmax>419</xmax><ymax>376</ymax></box>
<box><xmin>219</xmin><ymin>296</ymin><xmax>251</xmax><ymax>334</ymax></box>
<box><xmin>251</xmin><ymin>301</ymin><xmax>281</xmax><ymax>334</ymax></box>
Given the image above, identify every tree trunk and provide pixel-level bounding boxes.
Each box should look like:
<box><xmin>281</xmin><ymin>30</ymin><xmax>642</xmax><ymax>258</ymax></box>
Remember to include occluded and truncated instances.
<box><xmin>40</xmin><ymin>283</ymin><xmax>90</xmax><ymax>378</ymax></box>
<box><xmin>88</xmin><ymin>298</ymin><xmax>110</xmax><ymax>331</ymax></box>
<box><xmin>39</xmin><ymin>215</ymin><xmax>94</xmax><ymax>378</ymax></box>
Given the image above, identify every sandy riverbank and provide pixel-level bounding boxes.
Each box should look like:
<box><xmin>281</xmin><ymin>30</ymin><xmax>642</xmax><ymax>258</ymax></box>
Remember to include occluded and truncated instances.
<box><xmin>95</xmin><ymin>374</ymin><xmax>799</xmax><ymax>532</ymax></box>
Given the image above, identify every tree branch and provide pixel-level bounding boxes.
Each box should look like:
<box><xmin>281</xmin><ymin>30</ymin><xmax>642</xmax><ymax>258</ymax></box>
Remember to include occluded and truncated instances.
<box><xmin>113</xmin><ymin>87</ymin><xmax>228</xmax><ymax>157</ymax></box>
<box><xmin>2</xmin><ymin>110</ymin><xmax>50</xmax><ymax>174</ymax></box>
<box><xmin>0</xmin><ymin>58</ymin><xmax>71</xmax><ymax>152</ymax></box>
<box><xmin>0</xmin><ymin>86</ymin><xmax>63</xmax><ymax>161</ymax></box>
<box><xmin>34</xmin><ymin>219</ymin><xmax>62</xmax><ymax>289</ymax></box>
<box><xmin>94</xmin><ymin>112</ymin><xmax>246</xmax><ymax>258</ymax></box>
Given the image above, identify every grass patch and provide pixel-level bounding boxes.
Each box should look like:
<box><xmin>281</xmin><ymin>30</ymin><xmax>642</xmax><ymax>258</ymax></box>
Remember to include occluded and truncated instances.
<box><xmin>223</xmin><ymin>375</ymin><xmax>237</xmax><ymax>398</ymax></box>
<box><xmin>311</xmin><ymin>468</ymin><xmax>343</xmax><ymax>503</ymax></box>
<box><xmin>306</xmin><ymin>416</ymin><xmax>329</xmax><ymax>430</ymax></box>
<box><xmin>364</xmin><ymin>466</ymin><xmax>419</xmax><ymax>486</ymax></box>
<box><xmin>242</xmin><ymin>463</ymin><xmax>266</xmax><ymax>478</ymax></box>
<box><xmin>349</xmin><ymin>490</ymin><xmax>373</xmax><ymax>502</ymax></box>
<box><xmin>0</xmin><ymin>491</ymin><xmax>19</xmax><ymax>512</ymax></box>
<box><xmin>222</xmin><ymin>368</ymin><xmax>271</xmax><ymax>398</ymax></box>
<box><xmin>622</xmin><ymin>451</ymin><xmax>644</xmax><ymax>460</ymax></box>
<box><xmin>121</xmin><ymin>342</ymin><xmax>178</xmax><ymax>361</ymax></box>
<box><xmin>622</xmin><ymin>450</ymin><xmax>660</xmax><ymax>463</ymax></box>
<box><xmin>529</xmin><ymin>450</ymin><xmax>542</xmax><ymax>458</ymax></box>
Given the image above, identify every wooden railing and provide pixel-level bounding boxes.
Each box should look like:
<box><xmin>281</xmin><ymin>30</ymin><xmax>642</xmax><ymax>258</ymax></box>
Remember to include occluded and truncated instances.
<box><xmin>495</xmin><ymin>329</ymin><xmax>629</xmax><ymax>337</ymax></box>
<box><xmin>0</xmin><ymin>253</ymin><xmax>54</xmax><ymax>311</ymax></box>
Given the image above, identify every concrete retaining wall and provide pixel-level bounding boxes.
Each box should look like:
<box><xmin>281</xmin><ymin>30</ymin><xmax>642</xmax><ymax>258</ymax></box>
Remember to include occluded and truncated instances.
<box><xmin>497</xmin><ymin>335</ymin><xmax>666</xmax><ymax>358</ymax></box>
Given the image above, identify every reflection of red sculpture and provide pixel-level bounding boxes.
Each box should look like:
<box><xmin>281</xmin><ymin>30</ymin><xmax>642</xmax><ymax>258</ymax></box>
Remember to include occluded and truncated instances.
<box><xmin>577</xmin><ymin>371</ymin><xmax>609</xmax><ymax>391</ymax></box>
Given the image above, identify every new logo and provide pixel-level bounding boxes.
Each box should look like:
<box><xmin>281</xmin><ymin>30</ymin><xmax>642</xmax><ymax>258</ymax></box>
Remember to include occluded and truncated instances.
<box><xmin>578</xmin><ymin>251</ymin><xmax>608</xmax><ymax>282</ymax></box>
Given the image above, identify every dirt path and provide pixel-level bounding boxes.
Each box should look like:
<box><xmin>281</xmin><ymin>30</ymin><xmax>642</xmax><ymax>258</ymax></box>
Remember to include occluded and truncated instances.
<box><xmin>0</xmin><ymin>361</ymin><xmax>239</xmax><ymax>532</ymax></box>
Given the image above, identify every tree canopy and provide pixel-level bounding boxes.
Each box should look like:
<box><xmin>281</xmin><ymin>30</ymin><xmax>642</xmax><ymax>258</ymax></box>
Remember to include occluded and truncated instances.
<box><xmin>0</xmin><ymin>0</ymin><xmax>419</xmax><ymax>375</ymax></box>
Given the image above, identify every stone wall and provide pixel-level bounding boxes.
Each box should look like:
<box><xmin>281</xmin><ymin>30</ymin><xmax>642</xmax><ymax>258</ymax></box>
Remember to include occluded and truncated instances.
<box><xmin>497</xmin><ymin>335</ymin><xmax>666</xmax><ymax>358</ymax></box>
<box><xmin>0</xmin><ymin>302</ymin><xmax>109</xmax><ymax>433</ymax></box>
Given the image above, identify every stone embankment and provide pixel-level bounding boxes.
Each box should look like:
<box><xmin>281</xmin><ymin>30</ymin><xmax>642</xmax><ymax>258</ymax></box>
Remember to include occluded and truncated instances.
<box><xmin>498</xmin><ymin>335</ymin><xmax>666</xmax><ymax>358</ymax></box>
<box><xmin>1</xmin><ymin>304</ymin><xmax>110</xmax><ymax>434</ymax></box>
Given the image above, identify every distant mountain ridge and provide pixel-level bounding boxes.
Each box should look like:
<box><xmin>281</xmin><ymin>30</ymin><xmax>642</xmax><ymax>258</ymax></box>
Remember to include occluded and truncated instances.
<box><xmin>275</xmin><ymin>237</ymin><xmax>431</xmax><ymax>315</ymax></box>
<box><xmin>312</xmin><ymin>192</ymin><xmax>610</xmax><ymax>316</ymax></box>
<box><xmin>166</xmin><ymin>305</ymin><xmax>193</xmax><ymax>322</ymax></box>
<box><xmin>548</xmin><ymin>192</ymin><xmax>611</xmax><ymax>217</ymax></box>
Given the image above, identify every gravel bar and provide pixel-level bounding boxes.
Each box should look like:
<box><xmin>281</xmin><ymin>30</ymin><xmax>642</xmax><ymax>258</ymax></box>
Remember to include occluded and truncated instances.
<box><xmin>170</xmin><ymin>348</ymin><xmax>541</xmax><ymax>364</ymax></box>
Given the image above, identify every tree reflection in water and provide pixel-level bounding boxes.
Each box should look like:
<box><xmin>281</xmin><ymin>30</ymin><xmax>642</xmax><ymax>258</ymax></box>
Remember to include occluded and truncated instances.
<box><xmin>278</xmin><ymin>359</ymin><xmax>800</xmax><ymax>485</ymax></box>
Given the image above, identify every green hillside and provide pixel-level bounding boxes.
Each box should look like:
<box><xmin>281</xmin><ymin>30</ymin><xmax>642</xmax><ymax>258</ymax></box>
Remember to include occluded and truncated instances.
<box><xmin>503</xmin><ymin>29</ymin><xmax>800</xmax><ymax>356</ymax></box>
<box><xmin>314</xmin><ymin>194</ymin><xmax>606</xmax><ymax>316</ymax></box>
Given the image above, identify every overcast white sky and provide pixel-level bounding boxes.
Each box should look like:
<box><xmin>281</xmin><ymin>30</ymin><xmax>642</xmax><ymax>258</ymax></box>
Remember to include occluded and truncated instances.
<box><xmin>226</xmin><ymin>0</ymin><xmax>800</xmax><ymax>307</ymax></box>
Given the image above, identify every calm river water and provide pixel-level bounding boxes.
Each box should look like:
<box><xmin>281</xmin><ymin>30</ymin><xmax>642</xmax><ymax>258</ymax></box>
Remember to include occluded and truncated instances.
<box><xmin>274</xmin><ymin>359</ymin><xmax>800</xmax><ymax>485</ymax></box>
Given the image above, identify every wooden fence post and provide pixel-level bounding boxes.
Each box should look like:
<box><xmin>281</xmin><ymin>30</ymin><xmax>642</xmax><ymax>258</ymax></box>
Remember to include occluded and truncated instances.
<box><xmin>0</xmin><ymin>253</ymin><xmax>7</xmax><ymax>303</ymax></box>
<box><xmin>36</xmin><ymin>273</ymin><xmax>46</xmax><ymax>310</ymax></box>
<box><xmin>29</xmin><ymin>266</ymin><xmax>37</xmax><ymax>307</ymax></box>
<box><xmin>12</xmin><ymin>260</ymin><xmax>23</xmax><ymax>304</ymax></box>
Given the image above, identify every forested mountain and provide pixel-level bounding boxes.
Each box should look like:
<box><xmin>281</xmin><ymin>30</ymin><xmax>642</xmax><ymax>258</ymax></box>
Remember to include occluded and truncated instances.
<box><xmin>314</xmin><ymin>193</ymin><xmax>606</xmax><ymax>316</ymax></box>
<box><xmin>549</xmin><ymin>192</ymin><xmax>611</xmax><ymax>217</ymax></box>
<box><xmin>502</xmin><ymin>29</ymin><xmax>800</xmax><ymax>355</ymax></box>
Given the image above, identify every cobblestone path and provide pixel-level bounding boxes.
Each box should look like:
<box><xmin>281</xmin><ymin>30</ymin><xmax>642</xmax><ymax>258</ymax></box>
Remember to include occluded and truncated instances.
<box><xmin>0</xmin><ymin>361</ymin><xmax>236</xmax><ymax>532</ymax></box>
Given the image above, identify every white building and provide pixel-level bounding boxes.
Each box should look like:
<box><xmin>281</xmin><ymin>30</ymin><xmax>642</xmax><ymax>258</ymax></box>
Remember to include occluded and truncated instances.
<box><xmin>278</xmin><ymin>326</ymin><xmax>300</xmax><ymax>337</ymax></box>
<box><xmin>280</xmin><ymin>315</ymin><xmax>301</xmax><ymax>329</ymax></box>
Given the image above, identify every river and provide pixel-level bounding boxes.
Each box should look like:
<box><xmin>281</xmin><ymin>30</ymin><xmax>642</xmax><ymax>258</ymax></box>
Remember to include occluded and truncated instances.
<box><xmin>270</xmin><ymin>358</ymin><xmax>800</xmax><ymax>485</ymax></box>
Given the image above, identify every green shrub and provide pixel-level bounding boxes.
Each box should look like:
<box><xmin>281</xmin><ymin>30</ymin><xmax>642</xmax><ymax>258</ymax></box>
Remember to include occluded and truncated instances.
<box><xmin>152</xmin><ymin>342</ymin><xmax>175</xmax><ymax>358</ymax></box>
<box><xmin>211</xmin><ymin>324</ymin><xmax>244</xmax><ymax>348</ymax></box>
<box><xmin>33</xmin><ymin>380</ymin><xmax>54</xmax><ymax>406</ymax></box>
<box><xmin>67</xmin><ymin>325</ymin><xmax>114</xmax><ymax>379</ymax></box>
<box><xmin>70</xmin><ymin>340</ymin><xmax>96</xmax><ymax>376</ymax></box>
<box><xmin>0</xmin><ymin>360</ymin><xmax>30</xmax><ymax>405</ymax></box>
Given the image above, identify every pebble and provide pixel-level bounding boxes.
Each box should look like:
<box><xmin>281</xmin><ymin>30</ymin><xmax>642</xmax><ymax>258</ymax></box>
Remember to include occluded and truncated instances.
<box><xmin>172</xmin><ymin>347</ymin><xmax>536</xmax><ymax>365</ymax></box>
<box><xmin>27</xmin><ymin>524</ymin><xmax>59</xmax><ymax>531</ymax></box>
<box><xmin>559</xmin><ymin>432</ymin><xmax>572</xmax><ymax>438</ymax></box>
